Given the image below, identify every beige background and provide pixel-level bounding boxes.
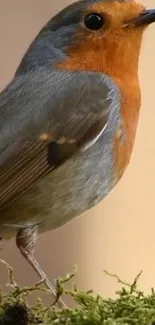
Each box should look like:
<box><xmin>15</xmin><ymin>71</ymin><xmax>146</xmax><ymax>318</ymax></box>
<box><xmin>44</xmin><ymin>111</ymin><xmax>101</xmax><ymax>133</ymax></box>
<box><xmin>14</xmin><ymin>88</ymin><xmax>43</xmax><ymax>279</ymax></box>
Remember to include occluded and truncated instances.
<box><xmin>0</xmin><ymin>0</ymin><xmax>155</xmax><ymax>305</ymax></box>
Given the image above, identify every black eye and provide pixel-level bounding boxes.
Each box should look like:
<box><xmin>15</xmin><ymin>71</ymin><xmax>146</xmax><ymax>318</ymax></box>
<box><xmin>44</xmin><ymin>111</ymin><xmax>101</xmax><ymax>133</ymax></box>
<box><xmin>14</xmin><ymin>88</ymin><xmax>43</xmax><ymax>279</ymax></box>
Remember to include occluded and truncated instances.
<box><xmin>84</xmin><ymin>13</ymin><xmax>105</xmax><ymax>30</ymax></box>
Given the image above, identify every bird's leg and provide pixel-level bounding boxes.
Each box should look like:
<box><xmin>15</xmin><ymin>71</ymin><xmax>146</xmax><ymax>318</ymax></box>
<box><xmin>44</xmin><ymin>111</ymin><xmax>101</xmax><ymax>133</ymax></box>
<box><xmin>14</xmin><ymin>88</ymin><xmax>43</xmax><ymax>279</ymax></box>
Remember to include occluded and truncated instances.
<box><xmin>16</xmin><ymin>226</ymin><xmax>66</xmax><ymax>308</ymax></box>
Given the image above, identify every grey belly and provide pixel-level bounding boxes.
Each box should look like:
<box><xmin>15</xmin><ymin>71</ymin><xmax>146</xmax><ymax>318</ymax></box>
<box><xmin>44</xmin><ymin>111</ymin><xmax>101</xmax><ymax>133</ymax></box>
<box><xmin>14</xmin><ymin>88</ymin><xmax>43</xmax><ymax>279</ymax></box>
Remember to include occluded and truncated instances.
<box><xmin>0</xmin><ymin>136</ymin><xmax>116</xmax><ymax>237</ymax></box>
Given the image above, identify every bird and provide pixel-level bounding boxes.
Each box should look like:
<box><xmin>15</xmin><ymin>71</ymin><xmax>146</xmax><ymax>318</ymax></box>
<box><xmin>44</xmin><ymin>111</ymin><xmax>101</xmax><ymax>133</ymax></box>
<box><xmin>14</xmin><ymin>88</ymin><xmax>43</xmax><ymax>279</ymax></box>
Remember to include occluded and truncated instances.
<box><xmin>0</xmin><ymin>0</ymin><xmax>155</xmax><ymax>307</ymax></box>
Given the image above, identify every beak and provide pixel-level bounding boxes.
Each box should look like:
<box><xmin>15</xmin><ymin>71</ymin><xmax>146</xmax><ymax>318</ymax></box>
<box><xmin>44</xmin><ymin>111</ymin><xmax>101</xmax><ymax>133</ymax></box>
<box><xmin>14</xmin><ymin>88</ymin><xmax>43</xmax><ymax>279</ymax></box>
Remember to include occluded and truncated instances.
<box><xmin>132</xmin><ymin>9</ymin><xmax>155</xmax><ymax>27</ymax></box>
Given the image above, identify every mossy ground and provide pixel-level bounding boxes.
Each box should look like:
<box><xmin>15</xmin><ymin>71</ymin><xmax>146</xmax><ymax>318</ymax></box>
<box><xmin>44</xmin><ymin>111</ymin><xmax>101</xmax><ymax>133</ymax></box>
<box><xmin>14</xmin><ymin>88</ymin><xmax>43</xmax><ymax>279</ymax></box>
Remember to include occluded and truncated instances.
<box><xmin>0</xmin><ymin>259</ymin><xmax>155</xmax><ymax>325</ymax></box>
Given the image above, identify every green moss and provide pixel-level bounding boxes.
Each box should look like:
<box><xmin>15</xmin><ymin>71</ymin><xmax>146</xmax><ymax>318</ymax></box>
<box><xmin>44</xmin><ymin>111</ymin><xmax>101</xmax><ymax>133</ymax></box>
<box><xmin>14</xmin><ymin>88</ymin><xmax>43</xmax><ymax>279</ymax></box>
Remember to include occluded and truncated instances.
<box><xmin>0</xmin><ymin>259</ymin><xmax>155</xmax><ymax>325</ymax></box>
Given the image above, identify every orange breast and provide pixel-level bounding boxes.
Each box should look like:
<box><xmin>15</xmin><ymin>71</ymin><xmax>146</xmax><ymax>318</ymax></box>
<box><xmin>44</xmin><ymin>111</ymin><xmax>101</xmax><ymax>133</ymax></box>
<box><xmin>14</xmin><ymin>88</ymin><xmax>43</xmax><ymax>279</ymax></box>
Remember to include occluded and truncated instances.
<box><xmin>113</xmin><ymin>76</ymin><xmax>141</xmax><ymax>179</ymax></box>
<box><xmin>57</xmin><ymin>44</ymin><xmax>141</xmax><ymax>181</ymax></box>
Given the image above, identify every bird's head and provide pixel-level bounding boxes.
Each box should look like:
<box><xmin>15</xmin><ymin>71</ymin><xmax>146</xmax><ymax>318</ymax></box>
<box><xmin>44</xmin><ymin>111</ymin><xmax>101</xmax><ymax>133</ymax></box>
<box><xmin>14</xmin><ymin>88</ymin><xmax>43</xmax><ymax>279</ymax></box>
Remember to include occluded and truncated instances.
<box><xmin>17</xmin><ymin>0</ymin><xmax>155</xmax><ymax>82</ymax></box>
<box><xmin>46</xmin><ymin>0</ymin><xmax>155</xmax><ymax>80</ymax></box>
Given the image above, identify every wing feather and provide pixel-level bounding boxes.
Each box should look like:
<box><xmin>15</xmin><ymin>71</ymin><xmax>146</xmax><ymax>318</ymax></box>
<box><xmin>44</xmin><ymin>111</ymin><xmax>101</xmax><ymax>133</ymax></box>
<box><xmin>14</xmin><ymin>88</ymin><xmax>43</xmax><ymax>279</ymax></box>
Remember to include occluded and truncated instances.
<box><xmin>0</xmin><ymin>68</ymin><xmax>116</xmax><ymax>210</ymax></box>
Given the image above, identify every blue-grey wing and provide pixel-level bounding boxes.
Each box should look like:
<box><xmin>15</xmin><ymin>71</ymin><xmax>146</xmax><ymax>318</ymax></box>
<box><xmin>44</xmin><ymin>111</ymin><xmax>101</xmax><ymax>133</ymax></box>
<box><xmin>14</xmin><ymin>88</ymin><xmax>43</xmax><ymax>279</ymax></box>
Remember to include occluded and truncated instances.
<box><xmin>0</xmin><ymin>68</ymin><xmax>117</xmax><ymax>209</ymax></box>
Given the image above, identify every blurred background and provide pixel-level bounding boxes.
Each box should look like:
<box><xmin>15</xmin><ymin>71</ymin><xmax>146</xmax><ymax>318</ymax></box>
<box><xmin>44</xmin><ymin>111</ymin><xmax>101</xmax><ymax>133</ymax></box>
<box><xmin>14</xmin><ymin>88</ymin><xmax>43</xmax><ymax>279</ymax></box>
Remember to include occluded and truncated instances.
<box><xmin>0</xmin><ymin>0</ymin><xmax>155</xmax><ymax>306</ymax></box>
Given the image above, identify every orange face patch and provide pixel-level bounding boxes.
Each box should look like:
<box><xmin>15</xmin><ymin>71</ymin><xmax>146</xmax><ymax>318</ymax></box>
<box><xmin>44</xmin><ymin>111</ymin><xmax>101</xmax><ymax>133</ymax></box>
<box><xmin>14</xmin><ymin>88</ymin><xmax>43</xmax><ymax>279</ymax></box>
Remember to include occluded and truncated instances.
<box><xmin>57</xmin><ymin>0</ymin><xmax>146</xmax><ymax>77</ymax></box>
<box><xmin>89</xmin><ymin>1</ymin><xmax>145</xmax><ymax>28</ymax></box>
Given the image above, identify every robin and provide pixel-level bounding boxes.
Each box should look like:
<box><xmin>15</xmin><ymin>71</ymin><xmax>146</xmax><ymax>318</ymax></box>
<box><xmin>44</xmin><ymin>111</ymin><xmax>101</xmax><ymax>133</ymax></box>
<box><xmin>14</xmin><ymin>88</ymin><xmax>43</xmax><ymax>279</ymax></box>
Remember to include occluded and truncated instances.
<box><xmin>0</xmin><ymin>0</ymin><xmax>154</xmax><ymax>307</ymax></box>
